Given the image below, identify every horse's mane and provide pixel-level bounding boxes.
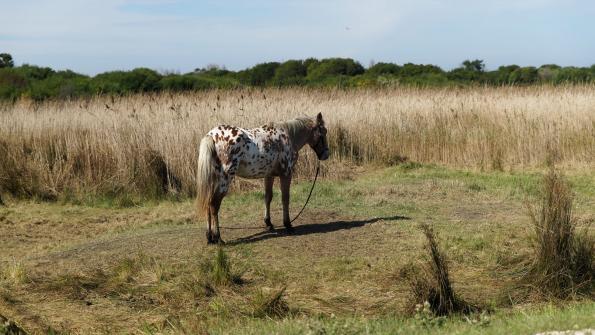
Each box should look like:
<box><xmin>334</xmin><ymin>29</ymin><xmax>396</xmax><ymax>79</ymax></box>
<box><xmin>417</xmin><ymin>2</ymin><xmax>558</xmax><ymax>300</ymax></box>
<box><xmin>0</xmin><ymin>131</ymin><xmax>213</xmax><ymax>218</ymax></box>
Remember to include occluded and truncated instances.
<box><xmin>274</xmin><ymin>117</ymin><xmax>314</xmax><ymax>142</ymax></box>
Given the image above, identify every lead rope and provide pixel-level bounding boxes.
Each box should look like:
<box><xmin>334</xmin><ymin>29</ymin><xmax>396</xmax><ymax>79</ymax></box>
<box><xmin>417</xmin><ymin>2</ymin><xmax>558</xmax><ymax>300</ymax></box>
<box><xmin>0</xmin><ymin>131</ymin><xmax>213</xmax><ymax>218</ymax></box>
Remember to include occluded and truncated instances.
<box><xmin>289</xmin><ymin>160</ymin><xmax>320</xmax><ymax>224</ymax></box>
<box><xmin>219</xmin><ymin>160</ymin><xmax>320</xmax><ymax>230</ymax></box>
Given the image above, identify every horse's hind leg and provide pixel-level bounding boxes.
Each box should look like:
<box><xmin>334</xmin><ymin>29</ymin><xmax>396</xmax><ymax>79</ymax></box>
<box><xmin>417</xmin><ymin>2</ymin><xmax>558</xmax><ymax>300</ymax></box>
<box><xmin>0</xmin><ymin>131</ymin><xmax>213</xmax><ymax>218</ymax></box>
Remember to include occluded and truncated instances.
<box><xmin>206</xmin><ymin>211</ymin><xmax>214</xmax><ymax>244</ymax></box>
<box><xmin>210</xmin><ymin>192</ymin><xmax>225</xmax><ymax>244</ymax></box>
<box><xmin>264</xmin><ymin>176</ymin><xmax>274</xmax><ymax>231</ymax></box>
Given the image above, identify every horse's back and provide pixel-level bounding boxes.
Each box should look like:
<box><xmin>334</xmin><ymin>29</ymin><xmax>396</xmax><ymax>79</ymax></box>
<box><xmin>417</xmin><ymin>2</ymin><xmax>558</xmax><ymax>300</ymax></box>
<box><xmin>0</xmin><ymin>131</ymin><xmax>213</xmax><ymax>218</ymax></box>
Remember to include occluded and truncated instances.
<box><xmin>206</xmin><ymin>124</ymin><xmax>292</xmax><ymax>179</ymax></box>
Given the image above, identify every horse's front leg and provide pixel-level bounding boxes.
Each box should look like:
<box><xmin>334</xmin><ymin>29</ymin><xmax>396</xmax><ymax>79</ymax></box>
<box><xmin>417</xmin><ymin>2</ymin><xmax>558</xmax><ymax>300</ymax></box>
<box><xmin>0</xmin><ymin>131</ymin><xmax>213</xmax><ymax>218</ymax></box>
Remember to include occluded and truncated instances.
<box><xmin>264</xmin><ymin>176</ymin><xmax>275</xmax><ymax>231</ymax></box>
<box><xmin>279</xmin><ymin>174</ymin><xmax>294</xmax><ymax>233</ymax></box>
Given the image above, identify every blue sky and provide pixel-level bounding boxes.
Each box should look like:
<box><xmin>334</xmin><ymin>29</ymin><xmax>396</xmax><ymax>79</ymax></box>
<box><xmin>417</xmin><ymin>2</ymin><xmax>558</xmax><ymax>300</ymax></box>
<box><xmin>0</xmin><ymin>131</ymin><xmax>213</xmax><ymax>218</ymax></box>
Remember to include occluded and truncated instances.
<box><xmin>1</xmin><ymin>0</ymin><xmax>594</xmax><ymax>75</ymax></box>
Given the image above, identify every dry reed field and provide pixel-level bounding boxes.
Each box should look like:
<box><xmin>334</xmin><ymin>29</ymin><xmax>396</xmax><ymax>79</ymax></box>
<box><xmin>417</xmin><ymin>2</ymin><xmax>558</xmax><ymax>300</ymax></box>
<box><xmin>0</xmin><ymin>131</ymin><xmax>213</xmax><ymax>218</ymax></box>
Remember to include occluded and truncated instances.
<box><xmin>1</xmin><ymin>85</ymin><xmax>594</xmax><ymax>201</ymax></box>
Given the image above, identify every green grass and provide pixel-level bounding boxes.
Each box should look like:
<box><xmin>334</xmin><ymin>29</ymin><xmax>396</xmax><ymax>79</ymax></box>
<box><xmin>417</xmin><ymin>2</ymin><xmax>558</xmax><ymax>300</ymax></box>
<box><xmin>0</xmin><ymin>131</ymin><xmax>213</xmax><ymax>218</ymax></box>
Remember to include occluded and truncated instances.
<box><xmin>222</xmin><ymin>163</ymin><xmax>594</xmax><ymax>221</ymax></box>
<box><xmin>207</xmin><ymin>302</ymin><xmax>595</xmax><ymax>335</ymax></box>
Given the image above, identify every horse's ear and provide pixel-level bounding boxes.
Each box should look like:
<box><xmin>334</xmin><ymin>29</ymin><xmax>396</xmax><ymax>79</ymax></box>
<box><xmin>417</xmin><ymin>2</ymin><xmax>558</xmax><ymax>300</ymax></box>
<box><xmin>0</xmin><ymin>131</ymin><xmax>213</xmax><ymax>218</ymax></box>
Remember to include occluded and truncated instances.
<box><xmin>316</xmin><ymin>112</ymin><xmax>324</xmax><ymax>125</ymax></box>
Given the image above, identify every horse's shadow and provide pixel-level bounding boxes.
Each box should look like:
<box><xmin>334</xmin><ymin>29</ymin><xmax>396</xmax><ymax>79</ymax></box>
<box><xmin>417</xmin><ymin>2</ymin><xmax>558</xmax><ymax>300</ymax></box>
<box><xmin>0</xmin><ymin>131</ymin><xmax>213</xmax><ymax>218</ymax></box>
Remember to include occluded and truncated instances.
<box><xmin>227</xmin><ymin>215</ymin><xmax>410</xmax><ymax>245</ymax></box>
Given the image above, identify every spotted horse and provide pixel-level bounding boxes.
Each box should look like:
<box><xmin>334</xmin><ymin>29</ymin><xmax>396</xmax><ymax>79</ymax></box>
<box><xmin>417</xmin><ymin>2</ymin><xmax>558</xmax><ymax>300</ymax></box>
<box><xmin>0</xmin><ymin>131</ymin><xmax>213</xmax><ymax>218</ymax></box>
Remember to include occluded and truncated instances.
<box><xmin>196</xmin><ymin>113</ymin><xmax>329</xmax><ymax>244</ymax></box>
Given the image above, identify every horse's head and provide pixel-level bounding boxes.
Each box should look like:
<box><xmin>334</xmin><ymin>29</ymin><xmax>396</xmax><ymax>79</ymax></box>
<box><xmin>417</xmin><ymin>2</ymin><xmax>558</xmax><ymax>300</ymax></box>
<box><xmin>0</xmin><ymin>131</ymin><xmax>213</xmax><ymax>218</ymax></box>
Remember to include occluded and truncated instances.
<box><xmin>309</xmin><ymin>113</ymin><xmax>329</xmax><ymax>160</ymax></box>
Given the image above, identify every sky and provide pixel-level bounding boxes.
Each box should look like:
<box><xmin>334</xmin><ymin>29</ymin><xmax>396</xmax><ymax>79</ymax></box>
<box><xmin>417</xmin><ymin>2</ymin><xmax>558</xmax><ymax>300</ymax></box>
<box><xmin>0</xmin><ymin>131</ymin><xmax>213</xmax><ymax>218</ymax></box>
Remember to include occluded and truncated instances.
<box><xmin>1</xmin><ymin>0</ymin><xmax>594</xmax><ymax>75</ymax></box>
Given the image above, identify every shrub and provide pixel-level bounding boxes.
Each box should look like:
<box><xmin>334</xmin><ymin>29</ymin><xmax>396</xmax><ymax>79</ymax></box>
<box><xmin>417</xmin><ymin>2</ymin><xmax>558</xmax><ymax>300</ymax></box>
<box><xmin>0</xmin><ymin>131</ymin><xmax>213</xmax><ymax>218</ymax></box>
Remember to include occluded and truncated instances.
<box><xmin>272</xmin><ymin>60</ymin><xmax>307</xmax><ymax>86</ymax></box>
<box><xmin>493</xmin><ymin>65</ymin><xmax>520</xmax><ymax>84</ymax></box>
<box><xmin>91</xmin><ymin>68</ymin><xmax>162</xmax><ymax>94</ymax></box>
<box><xmin>509</xmin><ymin>67</ymin><xmax>539</xmax><ymax>84</ymax></box>
<box><xmin>28</xmin><ymin>74</ymin><xmax>91</xmax><ymax>101</ymax></box>
<box><xmin>238</xmin><ymin>62</ymin><xmax>280</xmax><ymax>86</ymax></box>
<box><xmin>554</xmin><ymin>67</ymin><xmax>593</xmax><ymax>84</ymax></box>
<box><xmin>16</xmin><ymin>64</ymin><xmax>54</xmax><ymax>81</ymax></box>
<box><xmin>0</xmin><ymin>68</ymin><xmax>27</xmax><ymax>100</ymax></box>
<box><xmin>399</xmin><ymin>63</ymin><xmax>443</xmax><ymax>78</ymax></box>
<box><xmin>160</xmin><ymin>74</ymin><xmax>216</xmax><ymax>91</ymax></box>
<box><xmin>367</xmin><ymin>62</ymin><xmax>401</xmax><ymax>76</ymax></box>
<box><xmin>307</xmin><ymin>58</ymin><xmax>365</xmax><ymax>81</ymax></box>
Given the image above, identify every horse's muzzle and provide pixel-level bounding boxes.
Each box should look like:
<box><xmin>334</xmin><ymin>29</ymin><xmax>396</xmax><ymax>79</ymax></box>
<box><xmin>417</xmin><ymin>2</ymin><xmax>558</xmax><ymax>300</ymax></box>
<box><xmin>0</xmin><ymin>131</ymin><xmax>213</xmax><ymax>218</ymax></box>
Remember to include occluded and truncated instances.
<box><xmin>318</xmin><ymin>149</ymin><xmax>330</xmax><ymax>161</ymax></box>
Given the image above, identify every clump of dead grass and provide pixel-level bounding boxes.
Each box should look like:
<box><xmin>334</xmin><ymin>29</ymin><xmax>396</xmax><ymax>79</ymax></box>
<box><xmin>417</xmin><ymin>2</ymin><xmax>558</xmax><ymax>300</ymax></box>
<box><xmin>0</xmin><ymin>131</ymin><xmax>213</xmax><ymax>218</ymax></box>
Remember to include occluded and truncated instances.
<box><xmin>522</xmin><ymin>168</ymin><xmax>594</xmax><ymax>299</ymax></box>
<box><xmin>401</xmin><ymin>224</ymin><xmax>477</xmax><ymax>316</ymax></box>
<box><xmin>0</xmin><ymin>313</ymin><xmax>28</xmax><ymax>335</ymax></box>
<box><xmin>0</xmin><ymin>259</ymin><xmax>28</xmax><ymax>286</ymax></box>
<box><xmin>250</xmin><ymin>287</ymin><xmax>291</xmax><ymax>318</ymax></box>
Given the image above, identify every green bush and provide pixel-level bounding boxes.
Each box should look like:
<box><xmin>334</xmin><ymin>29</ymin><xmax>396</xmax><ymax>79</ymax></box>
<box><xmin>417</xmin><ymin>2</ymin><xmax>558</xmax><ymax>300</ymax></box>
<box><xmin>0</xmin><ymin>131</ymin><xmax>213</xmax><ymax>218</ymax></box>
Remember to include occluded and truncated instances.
<box><xmin>238</xmin><ymin>62</ymin><xmax>280</xmax><ymax>86</ymax></box>
<box><xmin>91</xmin><ymin>68</ymin><xmax>162</xmax><ymax>94</ymax></box>
<box><xmin>28</xmin><ymin>72</ymin><xmax>91</xmax><ymax>100</ymax></box>
<box><xmin>0</xmin><ymin>68</ymin><xmax>27</xmax><ymax>100</ymax></box>
<box><xmin>367</xmin><ymin>62</ymin><xmax>401</xmax><ymax>76</ymax></box>
<box><xmin>509</xmin><ymin>67</ymin><xmax>539</xmax><ymax>84</ymax></box>
<box><xmin>399</xmin><ymin>63</ymin><xmax>443</xmax><ymax>78</ymax></box>
<box><xmin>272</xmin><ymin>60</ymin><xmax>307</xmax><ymax>86</ymax></box>
<box><xmin>16</xmin><ymin>64</ymin><xmax>55</xmax><ymax>81</ymax></box>
<box><xmin>2</xmin><ymin>57</ymin><xmax>595</xmax><ymax>101</ymax></box>
<box><xmin>554</xmin><ymin>67</ymin><xmax>592</xmax><ymax>84</ymax></box>
<box><xmin>307</xmin><ymin>58</ymin><xmax>365</xmax><ymax>81</ymax></box>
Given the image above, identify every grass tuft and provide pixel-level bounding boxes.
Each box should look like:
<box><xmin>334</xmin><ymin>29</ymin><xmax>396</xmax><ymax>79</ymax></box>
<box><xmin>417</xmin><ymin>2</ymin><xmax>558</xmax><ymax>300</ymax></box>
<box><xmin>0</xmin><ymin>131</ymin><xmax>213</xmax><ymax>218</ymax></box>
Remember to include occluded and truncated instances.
<box><xmin>523</xmin><ymin>168</ymin><xmax>594</xmax><ymax>298</ymax></box>
<box><xmin>0</xmin><ymin>260</ymin><xmax>28</xmax><ymax>286</ymax></box>
<box><xmin>402</xmin><ymin>223</ymin><xmax>477</xmax><ymax>316</ymax></box>
<box><xmin>250</xmin><ymin>287</ymin><xmax>290</xmax><ymax>319</ymax></box>
<box><xmin>200</xmin><ymin>247</ymin><xmax>243</xmax><ymax>287</ymax></box>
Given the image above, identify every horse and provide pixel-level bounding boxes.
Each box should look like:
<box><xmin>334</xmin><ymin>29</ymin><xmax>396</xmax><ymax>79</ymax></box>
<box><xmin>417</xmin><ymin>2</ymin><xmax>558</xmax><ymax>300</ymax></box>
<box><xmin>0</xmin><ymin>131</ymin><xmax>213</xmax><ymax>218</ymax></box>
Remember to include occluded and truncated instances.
<box><xmin>196</xmin><ymin>113</ymin><xmax>329</xmax><ymax>244</ymax></box>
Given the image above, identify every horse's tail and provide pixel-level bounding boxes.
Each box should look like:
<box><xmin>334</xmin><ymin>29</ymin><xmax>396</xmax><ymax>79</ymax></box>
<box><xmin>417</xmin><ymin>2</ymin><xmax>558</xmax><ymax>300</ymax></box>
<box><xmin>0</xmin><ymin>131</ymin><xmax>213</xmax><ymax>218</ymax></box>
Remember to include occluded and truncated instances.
<box><xmin>196</xmin><ymin>136</ymin><xmax>218</xmax><ymax>218</ymax></box>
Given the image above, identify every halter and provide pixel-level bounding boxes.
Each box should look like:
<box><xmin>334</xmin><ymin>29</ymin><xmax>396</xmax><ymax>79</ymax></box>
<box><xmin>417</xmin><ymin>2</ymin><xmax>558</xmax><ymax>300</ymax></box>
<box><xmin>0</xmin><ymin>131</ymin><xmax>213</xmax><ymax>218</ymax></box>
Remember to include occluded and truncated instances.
<box><xmin>312</xmin><ymin>124</ymin><xmax>328</xmax><ymax>160</ymax></box>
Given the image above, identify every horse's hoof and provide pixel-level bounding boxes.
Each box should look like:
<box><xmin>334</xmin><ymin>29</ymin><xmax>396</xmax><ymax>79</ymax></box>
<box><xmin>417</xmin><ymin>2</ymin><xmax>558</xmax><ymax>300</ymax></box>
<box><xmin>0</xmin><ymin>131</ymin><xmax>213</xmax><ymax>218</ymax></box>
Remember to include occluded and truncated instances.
<box><xmin>206</xmin><ymin>231</ymin><xmax>215</xmax><ymax>244</ymax></box>
<box><xmin>264</xmin><ymin>218</ymin><xmax>274</xmax><ymax>231</ymax></box>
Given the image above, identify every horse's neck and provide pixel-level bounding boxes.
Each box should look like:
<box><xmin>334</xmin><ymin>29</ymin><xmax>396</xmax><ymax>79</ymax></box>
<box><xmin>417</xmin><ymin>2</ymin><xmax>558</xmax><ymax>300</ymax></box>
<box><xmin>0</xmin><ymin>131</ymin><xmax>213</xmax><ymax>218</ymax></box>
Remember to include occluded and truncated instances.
<box><xmin>287</xmin><ymin>127</ymin><xmax>310</xmax><ymax>152</ymax></box>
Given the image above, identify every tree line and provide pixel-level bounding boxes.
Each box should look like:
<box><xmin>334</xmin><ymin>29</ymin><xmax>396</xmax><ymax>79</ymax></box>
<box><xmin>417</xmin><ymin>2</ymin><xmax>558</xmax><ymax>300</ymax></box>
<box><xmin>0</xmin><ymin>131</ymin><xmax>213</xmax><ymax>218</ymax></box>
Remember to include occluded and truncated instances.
<box><xmin>1</xmin><ymin>53</ymin><xmax>594</xmax><ymax>101</ymax></box>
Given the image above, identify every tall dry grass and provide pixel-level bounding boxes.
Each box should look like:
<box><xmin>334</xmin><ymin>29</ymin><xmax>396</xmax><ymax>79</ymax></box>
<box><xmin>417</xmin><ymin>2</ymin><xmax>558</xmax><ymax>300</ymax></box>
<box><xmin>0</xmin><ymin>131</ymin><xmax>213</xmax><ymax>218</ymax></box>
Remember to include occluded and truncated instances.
<box><xmin>0</xmin><ymin>86</ymin><xmax>594</xmax><ymax>200</ymax></box>
<box><xmin>524</xmin><ymin>169</ymin><xmax>594</xmax><ymax>299</ymax></box>
<box><xmin>401</xmin><ymin>223</ymin><xmax>476</xmax><ymax>316</ymax></box>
